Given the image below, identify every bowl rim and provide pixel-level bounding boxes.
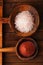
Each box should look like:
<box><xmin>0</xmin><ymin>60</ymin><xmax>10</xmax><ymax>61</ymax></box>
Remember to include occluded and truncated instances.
<box><xmin>9</xmin><ymin>4</ymin><xmax>40</xmax><ymax>37</ymax></box>
<box><xmin>16</xmin><ymin>38</ymin><xmax>38</xmax><ymax>60</ymax></box>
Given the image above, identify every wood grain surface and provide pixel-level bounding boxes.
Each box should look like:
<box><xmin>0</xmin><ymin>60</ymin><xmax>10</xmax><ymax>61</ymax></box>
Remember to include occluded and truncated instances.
<box><xmin>4</xmin><ymin>0</ymin><xmax>43</xmax><ymax>3</ymax></box>
<box><xmin>2</xmin><ymin>0</ymin><xmax>43</xmax><ymax>65</ymax></box>
<box><xmin>0</xmin><ymin>0</ymin><xmax>3</xmax><ymax>65</ymax></box>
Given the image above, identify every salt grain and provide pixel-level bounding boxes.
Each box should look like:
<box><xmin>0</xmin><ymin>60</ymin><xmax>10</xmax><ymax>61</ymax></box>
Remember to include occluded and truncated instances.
<box><xmin>14</xmin><ymin>11</ymin><xmax>34</xmax><ymax>33</ymax></box>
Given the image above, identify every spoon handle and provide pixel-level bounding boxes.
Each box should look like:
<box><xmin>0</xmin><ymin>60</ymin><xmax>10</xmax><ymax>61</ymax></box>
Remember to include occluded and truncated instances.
<box><xmin>0</xmin><ymin>47</ymin><xmax>16</xmax><ymax>52</ymax></box>
<box><xmin>0</xmin><ymin>18</ymin><xmax>9</xmax><ymax>23</ymax></box>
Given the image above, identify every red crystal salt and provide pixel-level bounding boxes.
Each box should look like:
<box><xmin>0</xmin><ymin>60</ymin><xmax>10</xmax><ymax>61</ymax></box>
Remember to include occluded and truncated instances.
<box><xmin>19</xmin><ymin>41</ymin><xmax>36</xmax><ymax>57</ymax></box>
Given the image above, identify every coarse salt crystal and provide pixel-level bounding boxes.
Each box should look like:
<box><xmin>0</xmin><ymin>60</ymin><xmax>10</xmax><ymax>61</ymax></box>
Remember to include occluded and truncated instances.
<box><xmin>14</xmin><ymin>11</ymin><xmax>34</xmax><ymax>33</ymax></box>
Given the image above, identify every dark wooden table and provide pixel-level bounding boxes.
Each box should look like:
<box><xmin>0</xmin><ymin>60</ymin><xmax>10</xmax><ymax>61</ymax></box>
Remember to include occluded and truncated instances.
<box><xmin>1</xmin><ymin>0</ymin><xmax>43</xmax><ymax>65</ymax></box>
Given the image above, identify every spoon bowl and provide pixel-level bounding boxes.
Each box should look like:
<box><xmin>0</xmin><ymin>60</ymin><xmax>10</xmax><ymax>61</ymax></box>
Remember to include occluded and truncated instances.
<box><xmin>9</xmin><ymin>4</ymin><xmax>40</xmax><ymax>37</ymax></box>
<box><xmin>16</xmin><ymin>38</ymin><xmax>38</xmax><ymax>60</ymax></box>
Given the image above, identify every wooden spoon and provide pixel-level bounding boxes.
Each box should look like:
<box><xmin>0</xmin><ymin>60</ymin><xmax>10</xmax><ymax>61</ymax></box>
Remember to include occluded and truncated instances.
<box><xmin>0</xmin><ymin>18</ymin><xmax>9</xmax><ymax>24</ymax></box>
<box><xmin>0</xmin><ymin>47</ymin><xmax>16</xmax><ymax>52</ymax></box>
<box><xmin>0</xmin><ymin>17</ymin><xmax>14</xmax><ymax>31</ymax></box>
<box><xmin>0</xmin><ymin>42</ymin><xmax>38</xmax><ymax>60</ymax></box>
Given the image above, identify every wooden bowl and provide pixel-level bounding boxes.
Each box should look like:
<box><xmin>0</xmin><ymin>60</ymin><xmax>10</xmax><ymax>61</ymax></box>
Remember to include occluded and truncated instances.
<box><xmin>16</xmin><ymin>38</ymin><xmax>38</xmax><ymax>60</ymax></box>
<box><xmin>9</xmin><ymin>4</ymin><xmax>39</xmax><ymax>37</ymax></box>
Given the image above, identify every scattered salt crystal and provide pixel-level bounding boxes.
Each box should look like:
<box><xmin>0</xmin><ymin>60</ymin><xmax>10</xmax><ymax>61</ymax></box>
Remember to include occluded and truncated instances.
<box><xmin>14</xmin><ymin>11</ymin><xmax>34</xmax><ymax>33</ymax></box>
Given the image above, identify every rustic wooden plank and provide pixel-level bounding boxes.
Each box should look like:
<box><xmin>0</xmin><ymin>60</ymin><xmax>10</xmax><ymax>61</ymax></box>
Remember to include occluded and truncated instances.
<box><xmin>3</xmin><ymin>41</ymin><xmax>17</xmax><ymax>47</ymax></box>
<box><xmin>0</xmin><ymin>22</ymin><xmax>2</xmax><ymax>65</ymax></box>
<box><xmin>4</xmin><ymin>0</ymin><xmax>43</xmax><ymax>3</ymax></box>
<box><xmin>0</xmin><ymin>1</ymin><xmax>3</xmax><ymax>65</ymax></box>
<box><xmin>3</xmin><ymin>30</ymin><xmax>43</xmax><ymax>41</ymax></box>
<box><xmin>3</xmin><ymin>0</ymin><xmax>43</xmax><ymax>17</ymax></box>
<box><xmin>3</xmin><ymin>54</ymin><xmax>43</xmax><ymax>63</ymax></box>
<box><xmin>3</xmin><ymin>63</ymin><xmax>43</xmax><ymax>65</ymax></box>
